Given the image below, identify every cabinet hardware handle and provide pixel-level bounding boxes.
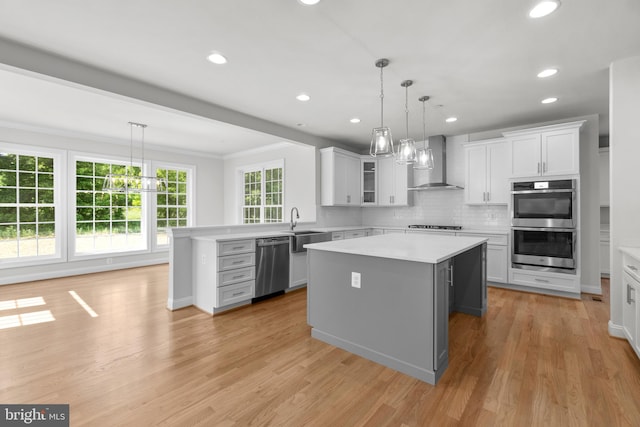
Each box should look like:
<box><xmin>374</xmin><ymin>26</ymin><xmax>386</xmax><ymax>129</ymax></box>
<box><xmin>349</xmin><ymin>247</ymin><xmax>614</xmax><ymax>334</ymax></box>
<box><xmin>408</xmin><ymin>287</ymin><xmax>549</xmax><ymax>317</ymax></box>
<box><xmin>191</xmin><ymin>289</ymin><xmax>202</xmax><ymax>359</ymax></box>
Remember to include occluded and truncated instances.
<box><xmin>347</xmin><ymin>195</ymin><xmax>351</xmax><ymax>203</ymax></box>
<box><xmin>448</xmin><ymin>266</ymin><xmax>454</xmax><ymax>287</ymax></box>
<box><xmin>232</xmin><ymin>275</ymin><xmax>244</xmax><ymax>280</ymax></box>
<box><xmin>627</xmin><ymin>265</ymin><xmax>638</xmax><ymax>272</ymax></box>
<box><xmin>534</xmin><ymin>278</ymin><xmax>550</xmax><ymax>283</ymax></box>
<box><xmin>232</xmin><ymin>246</ymin><xmax>243</xmax><ymax>250</ymax></box>
<box><xmin>543</xmin><ymin>162</ymin><xmax>547</xmax><ymax>173</ymax></box>
<box><xmin>628</xmin><ymin>284</ymin><xmax>636</xmax><ymax>303</ymax></box>
<box><xmin>487</xmin><ymin>192</ymin><xmax>490</xmax><ymax>201</ymax></box>
<box><xmin>232</xmin><ymin>260</ymin><xmax>244</xmax><ymax>264</ymax></box>
<box><xmin>537</xmin><ymin>162</ymin><xmax>541</xmax><ymax>174</ymax></box>
<box><xmin>482</xmin><ymin>192</ymin><xmax>485</xmax><ymax>202</ymax></box>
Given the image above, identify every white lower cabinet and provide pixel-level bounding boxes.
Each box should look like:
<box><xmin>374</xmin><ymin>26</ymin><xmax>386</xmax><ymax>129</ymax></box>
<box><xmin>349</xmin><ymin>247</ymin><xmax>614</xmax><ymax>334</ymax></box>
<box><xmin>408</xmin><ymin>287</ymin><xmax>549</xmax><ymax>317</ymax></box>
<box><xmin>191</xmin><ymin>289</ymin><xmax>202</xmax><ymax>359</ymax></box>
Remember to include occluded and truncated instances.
<box><xmin>456</xmin><ymin>232</ymin><xmax>508</xmax><ymax>284</ymax></box>
<box><xmin>621</xmin><ymin>250</ymin><xmax>640</xmax><ymax>359</ymax></box>
<box><xmin>290</xmin><ymin>251</ymin><xmax>307</xmax><ymax>288</ymax></box>
<box><xmin>509</xmin><ymin>269</ymin><xmax>580</xmax><ymax>294</ymax></box>
<box><xmin>193</xmin><ymin>237</ymin><xmax>256</xmax><ymax>314</ymax></box>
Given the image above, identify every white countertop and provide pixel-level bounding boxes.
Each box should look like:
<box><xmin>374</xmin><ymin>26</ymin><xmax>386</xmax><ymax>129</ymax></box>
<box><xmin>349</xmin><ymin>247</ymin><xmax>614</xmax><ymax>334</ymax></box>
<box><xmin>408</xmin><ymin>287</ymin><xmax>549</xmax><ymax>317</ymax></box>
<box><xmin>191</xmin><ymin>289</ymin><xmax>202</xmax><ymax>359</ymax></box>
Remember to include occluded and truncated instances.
<box><xmin>620</xmin><ymin>246</ymin><xmax>640</xmax><ymax>260</ymax></box>
<box><xmin>305</xmin><ymin>233</ymin><xmax>488</xmax><ymax>264</ymax></box>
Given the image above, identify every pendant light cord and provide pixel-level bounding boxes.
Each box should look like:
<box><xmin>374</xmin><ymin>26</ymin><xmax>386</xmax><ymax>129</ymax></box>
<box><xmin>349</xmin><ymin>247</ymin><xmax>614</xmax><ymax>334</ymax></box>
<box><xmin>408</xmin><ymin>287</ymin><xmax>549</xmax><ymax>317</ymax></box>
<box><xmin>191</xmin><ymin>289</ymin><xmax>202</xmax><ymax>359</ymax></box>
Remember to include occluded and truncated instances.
<box><xmin>379</xmin><ymin>65</ymin><xmax>384</xmax><ymax>127</ymax></box>
<box><xmin>405</xmin><ymin>84</ymin><xmax>410</xmax><ymax>139</ymax></box>
<box><xmin>422</xmin><ymin>100</ymin><xmax>426</xmax><ymax>150</ymax></box>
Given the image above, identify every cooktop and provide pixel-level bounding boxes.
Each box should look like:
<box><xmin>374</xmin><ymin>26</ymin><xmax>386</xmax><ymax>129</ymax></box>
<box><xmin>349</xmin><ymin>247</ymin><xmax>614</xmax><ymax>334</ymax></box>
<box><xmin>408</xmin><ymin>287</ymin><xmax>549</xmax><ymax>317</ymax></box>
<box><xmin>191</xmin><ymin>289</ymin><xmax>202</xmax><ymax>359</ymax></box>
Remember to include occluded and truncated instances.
<box><xmin>407</xmin><ymin>225</ymin><xmax>462</xmax><ymax>230</ymax></box>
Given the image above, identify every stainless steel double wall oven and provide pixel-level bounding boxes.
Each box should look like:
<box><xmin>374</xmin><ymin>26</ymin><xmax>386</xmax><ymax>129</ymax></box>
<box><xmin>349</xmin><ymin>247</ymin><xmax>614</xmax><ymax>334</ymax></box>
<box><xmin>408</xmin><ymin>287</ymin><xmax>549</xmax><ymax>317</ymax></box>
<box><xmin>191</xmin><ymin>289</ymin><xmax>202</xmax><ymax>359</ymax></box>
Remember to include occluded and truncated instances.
<box><xmin>511</xmin><ymin>179</ymin><xmax>577</xmax><ymax>273</ymax></box>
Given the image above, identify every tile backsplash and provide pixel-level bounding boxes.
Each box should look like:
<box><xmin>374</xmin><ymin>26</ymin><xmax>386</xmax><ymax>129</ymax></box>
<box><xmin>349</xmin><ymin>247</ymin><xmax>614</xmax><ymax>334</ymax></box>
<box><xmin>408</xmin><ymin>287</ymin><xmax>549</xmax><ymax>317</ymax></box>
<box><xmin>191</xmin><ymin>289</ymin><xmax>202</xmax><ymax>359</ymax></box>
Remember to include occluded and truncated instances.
<box><xmin>360</xmin><ymin>190</ymin><xmax>510</xmax><ymax>229</ymax></box>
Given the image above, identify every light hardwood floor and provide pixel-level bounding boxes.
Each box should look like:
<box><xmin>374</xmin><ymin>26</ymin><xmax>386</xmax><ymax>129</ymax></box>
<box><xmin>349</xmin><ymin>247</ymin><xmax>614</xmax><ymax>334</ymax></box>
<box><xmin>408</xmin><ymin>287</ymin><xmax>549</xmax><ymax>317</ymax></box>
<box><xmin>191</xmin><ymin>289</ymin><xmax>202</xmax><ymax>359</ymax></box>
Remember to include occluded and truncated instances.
<box><xmin>1</xmin><ymin>266</ymin><xmax>639</xmax><ymax>426</ymax></box>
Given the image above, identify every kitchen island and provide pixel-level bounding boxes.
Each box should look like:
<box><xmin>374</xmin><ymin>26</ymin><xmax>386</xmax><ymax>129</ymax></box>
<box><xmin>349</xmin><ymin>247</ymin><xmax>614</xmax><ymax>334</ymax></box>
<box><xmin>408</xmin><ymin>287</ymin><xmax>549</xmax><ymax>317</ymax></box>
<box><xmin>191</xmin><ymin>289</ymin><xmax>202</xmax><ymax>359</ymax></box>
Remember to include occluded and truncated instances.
<box><xmin>305</xmin><ymin>233</ymin><xmax>487</xmax><ymax>385</ymax></box>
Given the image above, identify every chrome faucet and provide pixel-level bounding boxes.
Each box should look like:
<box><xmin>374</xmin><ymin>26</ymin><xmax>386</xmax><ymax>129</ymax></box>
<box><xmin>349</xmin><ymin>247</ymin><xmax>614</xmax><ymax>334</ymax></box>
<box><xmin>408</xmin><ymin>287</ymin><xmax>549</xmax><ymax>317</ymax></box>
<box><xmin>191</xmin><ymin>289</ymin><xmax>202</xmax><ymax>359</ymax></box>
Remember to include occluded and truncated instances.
<box><xmin>290</xmin><ymin>207</ymin><xmax>300</xmax><ymax>231</ymax></box>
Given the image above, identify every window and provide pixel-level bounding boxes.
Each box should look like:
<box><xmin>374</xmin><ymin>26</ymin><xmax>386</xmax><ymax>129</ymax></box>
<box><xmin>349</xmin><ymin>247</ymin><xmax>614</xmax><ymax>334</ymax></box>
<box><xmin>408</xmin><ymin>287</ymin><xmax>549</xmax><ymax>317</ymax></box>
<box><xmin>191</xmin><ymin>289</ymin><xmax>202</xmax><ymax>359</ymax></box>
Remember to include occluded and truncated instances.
<box><xmin>155</xmin><ymin>166</ymin><xmax>190</xmax><ymax>246</ymax></box>
<box><xmin>241</xmin><ymin>161</ymin><xmax>284</xmax><ymax>224</ymax></box>
<box><xmin>74</xmin><ymin>159</ymin><xmax>145</xmax><ymax>254</ymax></box>
<box><xmin>0</xmin><ymin>150</ymin><xmax>60</xmax><ymax>262</ymax></box>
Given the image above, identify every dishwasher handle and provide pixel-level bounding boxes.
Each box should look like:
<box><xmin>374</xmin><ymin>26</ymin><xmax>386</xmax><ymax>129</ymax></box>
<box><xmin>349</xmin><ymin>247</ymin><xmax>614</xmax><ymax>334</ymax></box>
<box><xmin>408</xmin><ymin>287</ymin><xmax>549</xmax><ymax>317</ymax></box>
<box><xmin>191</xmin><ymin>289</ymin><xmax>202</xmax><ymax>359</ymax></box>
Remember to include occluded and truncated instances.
<box><xmin>256</xmin><ymin>238</ymin><xmax>290</xmax><ymax>247</ymax></box>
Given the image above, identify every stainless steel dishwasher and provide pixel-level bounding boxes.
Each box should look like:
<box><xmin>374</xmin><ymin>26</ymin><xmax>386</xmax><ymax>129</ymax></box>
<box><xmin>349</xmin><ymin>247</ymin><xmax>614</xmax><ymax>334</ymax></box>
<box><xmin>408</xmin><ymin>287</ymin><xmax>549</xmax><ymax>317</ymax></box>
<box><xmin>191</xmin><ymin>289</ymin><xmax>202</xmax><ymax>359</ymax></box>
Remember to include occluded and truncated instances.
<box><xmin>254</xmin><ymin>236</ymin><xmax>290</xmax><ymax>300</ymax></box>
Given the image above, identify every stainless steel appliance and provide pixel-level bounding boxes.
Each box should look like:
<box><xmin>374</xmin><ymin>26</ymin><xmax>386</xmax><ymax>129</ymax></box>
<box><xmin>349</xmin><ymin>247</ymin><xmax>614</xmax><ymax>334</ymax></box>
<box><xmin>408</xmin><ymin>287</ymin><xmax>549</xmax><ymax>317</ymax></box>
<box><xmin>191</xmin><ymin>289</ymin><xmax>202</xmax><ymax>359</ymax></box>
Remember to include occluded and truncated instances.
<box><xmin>408</xmin><ymin>135</ymin><xmax>464</xmax><ymax>190</ymax></box>
<box><xmin>511</xmin><ymin>227</ymin><xmax>577</xmax><ymax>272</ymax></box>
<box><xmin>408</xmin><ymin>224</ymin><xmax>462</xmax><ymax>230</ymax></box>
<box><xmin>254</xmin><ymin>236</ymin><xmax>290</xmax><ymax>300</ymax></box>
<box><xmin>511</xmin><ymin>178</ymin><xmax>577</xmax><ymax>273</ymax></box>
<box><xmin>511</xmin><ymin>179</ymin><xmax>576</xmax><ymax>228</ymax></box>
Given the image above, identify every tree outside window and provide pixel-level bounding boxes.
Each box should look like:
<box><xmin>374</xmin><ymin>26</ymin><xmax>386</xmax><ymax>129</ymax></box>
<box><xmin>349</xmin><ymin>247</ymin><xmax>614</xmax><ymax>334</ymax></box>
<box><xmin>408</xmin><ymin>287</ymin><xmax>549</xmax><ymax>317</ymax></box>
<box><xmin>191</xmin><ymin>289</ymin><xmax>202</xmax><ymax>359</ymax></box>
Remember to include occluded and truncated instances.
<box><xmin>241</xmin><ymin>164</ymin><xmax>283</xmax><ymax>224</ymax></box>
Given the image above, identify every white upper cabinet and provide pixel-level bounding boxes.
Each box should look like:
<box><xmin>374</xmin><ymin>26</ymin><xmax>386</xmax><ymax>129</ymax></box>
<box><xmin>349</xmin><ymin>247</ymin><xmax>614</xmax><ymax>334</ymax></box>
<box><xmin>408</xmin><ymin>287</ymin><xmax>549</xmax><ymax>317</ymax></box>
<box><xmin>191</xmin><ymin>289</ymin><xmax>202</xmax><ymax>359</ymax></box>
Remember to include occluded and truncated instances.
<box><xmin>376</xmin><ymin>156</ymin><xmax>412</xmax><ymax>206</ymax></box>
<box><xmin>361</xmin><ymin>158</ymin><xmax>377</xmax><ymax>206</ymax></box>
<box><xmin>599</xmin><ymin>148</ymin><xmax>610</xmax><ymax>206</ymax></box>
<box><xmin>320</xmin><ymin>147</ymin><xmax>361</xmax><ymax>206</ymax></box>
<box><xmin>504</xmin><ymin>121</ymin><xmax>584</xmax><ymax>179</ymax></box>
<box><xmin>464</xmin><ymin>138</ymin><xmax>509</xmax><ymax>205</ymax></box>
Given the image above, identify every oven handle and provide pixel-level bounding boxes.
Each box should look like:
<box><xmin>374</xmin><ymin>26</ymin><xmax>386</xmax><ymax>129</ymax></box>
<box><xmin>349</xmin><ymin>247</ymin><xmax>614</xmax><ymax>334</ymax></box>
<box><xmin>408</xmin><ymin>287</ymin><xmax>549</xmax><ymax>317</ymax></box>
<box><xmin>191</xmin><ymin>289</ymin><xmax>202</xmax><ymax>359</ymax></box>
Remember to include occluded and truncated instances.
<box><xmin>511</xmin><ymin>189</ymin><xmax>575</xmax><ymax>194</ymax></box>
<box><xmin>512</xmin><ymin>227</ymin><xmax>577</xmax><ymax>232</ymax></box>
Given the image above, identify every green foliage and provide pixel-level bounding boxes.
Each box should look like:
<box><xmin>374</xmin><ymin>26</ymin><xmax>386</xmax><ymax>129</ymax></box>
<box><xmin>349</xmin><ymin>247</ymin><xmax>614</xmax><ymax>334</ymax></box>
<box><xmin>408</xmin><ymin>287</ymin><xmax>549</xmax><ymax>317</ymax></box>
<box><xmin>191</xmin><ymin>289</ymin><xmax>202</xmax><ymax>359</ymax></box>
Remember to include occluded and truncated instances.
<box><xmin>0</xmin><ymin>154</ymin><xmax>17</xmax><ymax>170</ymax></box>
<box><xmin>37</xmin><ymin>157</ymin><xmax>54</xmax><ymax>173</ymax></box>
<box><xmin>19</xmin><ymin>156</ymin><xmax>36</xmax><ymax>172</ymax></box>
<box><xmin>37</xmin><ymin>173</ymin><xmax>54</xmax><ymax>188</ymax></box>
<box><xmin>0</xmin><ymin>207</ymin><xmax>17</xmax><ymax>223</ymax></box>
<box><xmin>0</xmin><ymin>187</ymin><xmax>16</xmax><ymax>203</ymax></box>
<box><xmin>19</xmin><ymin>172</ymin><xmax>36</xmax><ymax>188</ymax></box>
<box><xmin>0</xmin><ymin>171</ymin><xmax>16</xmax><ymax>187</ymax></box>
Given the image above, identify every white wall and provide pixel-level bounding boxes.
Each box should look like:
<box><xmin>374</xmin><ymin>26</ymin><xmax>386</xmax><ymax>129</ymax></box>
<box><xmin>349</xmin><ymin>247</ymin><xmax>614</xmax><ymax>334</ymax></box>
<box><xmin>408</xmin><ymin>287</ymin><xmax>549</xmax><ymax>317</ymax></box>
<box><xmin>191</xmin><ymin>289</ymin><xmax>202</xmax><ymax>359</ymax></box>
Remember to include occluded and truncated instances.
<box><xmin>0</xmin><ymin>124</ymin><xmax>224</xmax><ymax>284</ymax></box>
<box><xmin>609</xmin><ymin>55</ymin><xmax>640</xmax><ymax>332</ymax></box>
<box><xmin>222</xmin><ymin>142</ymin><xmax>316</xmax><ymax>225</ymax></box>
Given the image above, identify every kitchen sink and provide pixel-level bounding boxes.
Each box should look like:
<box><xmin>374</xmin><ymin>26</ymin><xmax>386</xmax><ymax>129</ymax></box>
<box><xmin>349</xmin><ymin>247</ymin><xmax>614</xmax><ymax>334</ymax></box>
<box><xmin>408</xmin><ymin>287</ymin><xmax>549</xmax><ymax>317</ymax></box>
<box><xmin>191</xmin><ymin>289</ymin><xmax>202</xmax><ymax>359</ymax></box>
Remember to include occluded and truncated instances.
<box><xmin>284</xmin><ymin>230</ymin><xmax>332</xmax><ymax>253</ymax></box>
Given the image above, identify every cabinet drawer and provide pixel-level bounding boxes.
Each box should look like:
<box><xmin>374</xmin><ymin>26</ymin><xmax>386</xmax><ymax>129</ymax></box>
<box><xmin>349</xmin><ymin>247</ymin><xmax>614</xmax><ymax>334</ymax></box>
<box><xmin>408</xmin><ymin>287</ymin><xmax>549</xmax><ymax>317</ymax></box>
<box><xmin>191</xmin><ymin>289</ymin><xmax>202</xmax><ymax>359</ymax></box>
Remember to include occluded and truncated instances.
<box><xmin>510</xmin><ymin>270</ymin><xmax>579</xmax><ymax>293</ymax></box>
<box><xmin>217</xmin><ymin>253</ymin><xmax>255</xmax><ymax>271</ymax></box>
<box><xmin>217</xmin><ymin>280</ymin><xmax>254</xmax><ymax>307</ymax></box>
<box><xmin>218</xmin><ymin>239</ymin><xmax>255</xmax><ymax>256</ymax></box>
<box><xmin>331</xmin><ymin>232</ymin><xmax>344</xmax><ymax>240</ymax></box>
<box><xmin>457</xmin><ymin>232</ymin><xmax>508</xmax><ymax>246</ymax></box>
<box><xmin>344</xmin><ymin>230</ymin><xmax>366</xmax><ymax>239</ymax></box>
<box><xmin>623</xmin><ymin>254</ymin><xmax>640</xmax><ymax>280</ymax></box>
<box><xmin>218</xmin><ymin>266</ymin><xmax>255</xmax><ymax>287</ymax></box>
<box><xmin>407</xmin><ymin>230</ymin><xmax>455</xmax><ymax>236</ymax></box>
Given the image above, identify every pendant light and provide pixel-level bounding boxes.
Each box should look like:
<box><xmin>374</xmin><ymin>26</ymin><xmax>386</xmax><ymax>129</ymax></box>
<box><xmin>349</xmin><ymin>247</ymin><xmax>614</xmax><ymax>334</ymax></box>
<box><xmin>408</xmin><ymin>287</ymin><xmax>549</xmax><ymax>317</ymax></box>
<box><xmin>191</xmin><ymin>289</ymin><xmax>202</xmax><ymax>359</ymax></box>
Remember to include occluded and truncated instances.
<box><xmin>414</xmin><ymin>96</ymin><xmax>435</xmax><ymax>170</ymax></box>
<box><xmin>370</xmin><ymin>58</ymin><xmax>394</xmax><ymax>157</ymax></box>
<box><xmin>103</xmin><ymin>122</ymin><xmax>168</xmax><ymax>193</ymax></box>
<box><xmin>396</xmin><ymin>80</ymin><xmax>417</xmax><ymax>164</ymax></box>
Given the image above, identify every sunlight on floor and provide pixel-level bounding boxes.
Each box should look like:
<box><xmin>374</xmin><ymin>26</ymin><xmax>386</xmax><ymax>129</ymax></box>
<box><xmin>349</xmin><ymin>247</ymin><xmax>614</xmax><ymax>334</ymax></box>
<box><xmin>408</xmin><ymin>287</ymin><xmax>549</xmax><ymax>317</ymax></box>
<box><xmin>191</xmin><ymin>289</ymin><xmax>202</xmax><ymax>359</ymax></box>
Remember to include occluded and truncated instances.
<box><xmin>69</xmin><ymin>290</ymin><xmax>98</xmax><ymax>317</ymax></box>
<box><xmin>0</xmin><ymin>296</ymin><xmax>46</xmax><ymax>311</ymax></box>
<box><xmin>0</xmin><ymin>310</ymin><xmax>55</xmax><ymax>329</ymax></box>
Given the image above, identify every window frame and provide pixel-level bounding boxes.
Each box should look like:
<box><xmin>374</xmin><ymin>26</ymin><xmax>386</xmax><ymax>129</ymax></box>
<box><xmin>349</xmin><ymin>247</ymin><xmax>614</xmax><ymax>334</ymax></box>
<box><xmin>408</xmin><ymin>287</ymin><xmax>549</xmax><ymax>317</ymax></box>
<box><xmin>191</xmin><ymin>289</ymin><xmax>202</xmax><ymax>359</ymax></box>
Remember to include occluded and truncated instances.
<box><xmin>0</xmin><ymin>142</ymin><xmax>67</xmax><ymax>267</ymax></box>
<box><xmin>237</xmin><ymin>159</ymin><xmax>285</xmax><ymax>224</ymax></box>
<box><xmin>69</xmin><ymin>152</ymin><xmax>151</xmax><ymax>260</ymax></box>
<box><xmin>151</xmin><ymin>161</ymin><xmax>196</xmax><ymax>252</ymax></box>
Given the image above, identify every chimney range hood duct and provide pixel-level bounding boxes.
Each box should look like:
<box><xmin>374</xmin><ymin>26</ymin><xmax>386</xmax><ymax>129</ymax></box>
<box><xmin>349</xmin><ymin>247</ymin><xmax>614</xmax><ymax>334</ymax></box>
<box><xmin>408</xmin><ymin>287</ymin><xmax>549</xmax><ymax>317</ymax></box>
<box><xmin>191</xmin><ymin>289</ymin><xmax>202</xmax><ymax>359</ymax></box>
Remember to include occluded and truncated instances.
<box><xmin>408</xmin><ymin>135</ymin><xmax>463</xmax><ymax>190</ymax></box>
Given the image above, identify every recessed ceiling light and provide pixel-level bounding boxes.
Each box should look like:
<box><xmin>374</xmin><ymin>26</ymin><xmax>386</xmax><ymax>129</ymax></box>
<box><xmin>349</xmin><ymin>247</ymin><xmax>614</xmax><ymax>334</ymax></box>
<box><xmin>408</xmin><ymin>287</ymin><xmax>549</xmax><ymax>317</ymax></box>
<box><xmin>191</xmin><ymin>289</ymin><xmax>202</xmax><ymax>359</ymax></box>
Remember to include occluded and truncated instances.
<box><xmin>350</xmin><ymin>118</ymin><xmax>361</xmax><ymax>124</ymax></box>
<box><xmin>298</xmin><ymin>0</ymin><xmax>321</xmax><ymax>5</ymax></box>
<box><xmin>207</xmin><ymin>52</ymin><xmax>227</xmax><ymax>65</ymax></box>
<box><xmin>541</xmin><ymin>97</ymin><xmax>558</xmax><ymax>104</ymax></box>
<box><xmin>296</xmin><ymin>93</ymin><xmax>310</xmax><ymax>102</ymax></box>
<box><xmin>529</xmin><ymin>1</ymin><xmax>560</xmax><ymax>18</ymax></box>
<box><xmin>537</xmin><ymin>68</ymin><xmax>558</xmax><ymax>78</ymax></box>
<box><xmin>445</xmin><ymin>117</ymin><xmax>458</xmax><ymax>123</ymax></box>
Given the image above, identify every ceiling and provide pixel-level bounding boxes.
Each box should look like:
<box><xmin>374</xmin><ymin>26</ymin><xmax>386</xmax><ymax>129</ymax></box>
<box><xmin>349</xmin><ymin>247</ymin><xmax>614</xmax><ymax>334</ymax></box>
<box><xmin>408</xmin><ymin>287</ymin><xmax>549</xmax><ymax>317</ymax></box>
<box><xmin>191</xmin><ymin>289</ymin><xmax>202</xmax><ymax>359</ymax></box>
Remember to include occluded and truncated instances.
<box><xmin>0</xmin><ymin>0</ymin><xmax>639</xmax><ymax>155</ymax></box>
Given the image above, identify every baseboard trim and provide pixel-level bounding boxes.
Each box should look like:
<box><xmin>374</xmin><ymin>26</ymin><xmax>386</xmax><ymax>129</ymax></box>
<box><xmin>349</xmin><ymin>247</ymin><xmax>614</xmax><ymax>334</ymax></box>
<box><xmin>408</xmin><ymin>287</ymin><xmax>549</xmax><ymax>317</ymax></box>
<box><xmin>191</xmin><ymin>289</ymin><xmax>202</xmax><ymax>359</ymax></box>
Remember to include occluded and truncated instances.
<box><xmin>608</xmin><ymin>320</ymin><xmax>626</xmax><ymax>339</ymax></box>
<box><xmin>0</xmin><ymin>258</ymin><xmax>167</xmax><ymax>286</ymax></box>
<box><xmin>581</xmin><ymin>284</ymin><xmax>603</xmax><ymax>295</ymax></box>
<box><xmin>167</xmin><ymin>296</ymin><xmax>194</xmax><ymax>311</ymax></box>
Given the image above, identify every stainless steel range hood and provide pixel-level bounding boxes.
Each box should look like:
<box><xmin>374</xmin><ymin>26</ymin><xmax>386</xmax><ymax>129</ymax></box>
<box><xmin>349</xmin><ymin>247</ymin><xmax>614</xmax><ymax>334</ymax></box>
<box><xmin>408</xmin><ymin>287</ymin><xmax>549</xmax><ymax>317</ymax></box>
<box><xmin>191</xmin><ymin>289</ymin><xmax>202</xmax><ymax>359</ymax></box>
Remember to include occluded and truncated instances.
<box><xmin>408</xmin><ymin>135</ymin><xmax>463</xmax><ymax>190</ymax></box>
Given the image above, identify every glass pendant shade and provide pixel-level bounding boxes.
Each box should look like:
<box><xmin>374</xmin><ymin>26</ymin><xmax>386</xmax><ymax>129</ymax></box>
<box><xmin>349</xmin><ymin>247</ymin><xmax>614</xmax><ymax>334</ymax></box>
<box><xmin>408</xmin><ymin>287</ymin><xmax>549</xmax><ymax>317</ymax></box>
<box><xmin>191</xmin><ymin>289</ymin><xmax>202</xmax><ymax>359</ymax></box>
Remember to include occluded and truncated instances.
<box><xmin>414</xmin><ymin>146</ymin><xmax>435</xmax><ymax>170</ymax></box>
<box><xmin>102</xmin><ymin>122</ymin><xmax>168</xmax><ymax>193</ymax></box>
<box><xmin>396</xmin><ymin>138</ymin><xmax>417</xmax><ymax>164</ymax></box>
<box><xmin>414</xmin><ymin>95</ymin><xmax>434</xmax><ymax>170</ymax></box>
<box><xmin>370</xmin><ymin>127</ymin><xmax>394</xmax><ymax>157</ymax></box>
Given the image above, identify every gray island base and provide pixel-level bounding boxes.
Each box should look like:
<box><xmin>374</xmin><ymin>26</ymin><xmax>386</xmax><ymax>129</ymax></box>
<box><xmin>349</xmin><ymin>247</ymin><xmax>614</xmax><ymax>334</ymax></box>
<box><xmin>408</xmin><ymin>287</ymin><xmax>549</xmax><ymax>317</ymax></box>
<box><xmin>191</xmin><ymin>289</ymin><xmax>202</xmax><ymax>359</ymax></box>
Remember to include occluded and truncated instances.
<box><xmin>306</xmin><ymin>234</ymin><xmax>487</xmax><ymax>385</ymax></box>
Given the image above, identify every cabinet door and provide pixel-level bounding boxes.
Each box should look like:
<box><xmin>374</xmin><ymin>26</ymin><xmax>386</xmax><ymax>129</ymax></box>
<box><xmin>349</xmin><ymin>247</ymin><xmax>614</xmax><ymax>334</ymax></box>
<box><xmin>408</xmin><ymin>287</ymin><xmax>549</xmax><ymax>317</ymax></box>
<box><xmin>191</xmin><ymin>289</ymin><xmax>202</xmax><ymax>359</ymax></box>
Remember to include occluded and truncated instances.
<box><xmin>510</xmin><ymin>134</ymin><xmax>541</xmax><ymax>178</ymax></box>
<box><xmin>333</xmin><ymin>153</ymin><xmax>349</xmax><ymax>204</ymax></box>
<box><xmin>361</xmin><ymin>159</ymin><xmax>377</xmax><ymax>205</ymax></box>
<box><xmin>464</xmin><ymin>145</ymin><xmax>487</xmax><ymax>204</ymax></box>
<box><xmin>434</xmin><ymin>260</ymin><xmax>450</xmax><ymax>371</ymax></box>
<box><xmin>622</xmin><ymin>272</ymin><xmax>637</xmax><ymax>348</ymax></box>
<box><xmin>346</xmin><ymin>155</ymin><xmax>361</xmax><ymax>205</ymax></box>
<box><xmin>486</xmin><ymin>244</ymin><xmax>508</xmax><ymax>283</ymax></box>
<box><xmin>542</xmin><ymin>129</ymin><xmax>579</xmax><ymax>176</ymax></box>
<box><xmin>599</xmin><ymin>149</ymin><xmax>610</xmax><ymax>206</ymax></box>
<box><xmin>486</xmin><ymin>141</ymin><xmax>509</xmax><ymax>204</ymax></box>
<box><xmin>377</xmin><ymin>157</ymin><xmax>394</xmax><ymax>206</ymax></box>
<box><xmin>393</xmin><ymin>162</ymin><xmax>410</xmax><ymax>206</ymax></box>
